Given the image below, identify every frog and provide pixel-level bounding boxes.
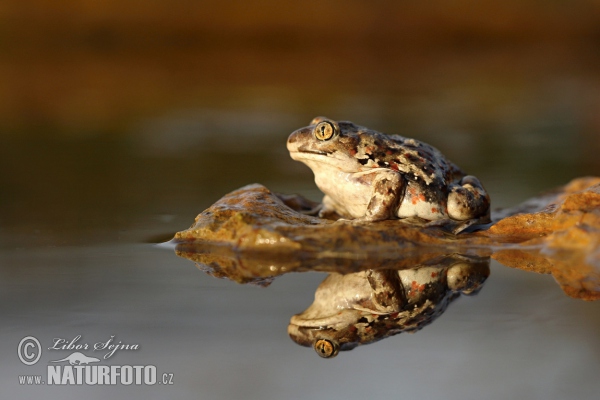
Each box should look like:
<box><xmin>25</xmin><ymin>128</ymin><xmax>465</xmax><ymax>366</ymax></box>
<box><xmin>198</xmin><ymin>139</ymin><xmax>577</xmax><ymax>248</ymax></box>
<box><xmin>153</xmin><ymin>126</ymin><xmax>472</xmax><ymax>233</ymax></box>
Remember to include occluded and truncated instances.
<box><xmin>288</xmin><ymin>255</ymin><xmax>490</xmax><ymax>358</ymax></box>
<box><xmin>287</xmin><ymin>117</ymin><xmax>491</xmax><ymax>233</ymax></box>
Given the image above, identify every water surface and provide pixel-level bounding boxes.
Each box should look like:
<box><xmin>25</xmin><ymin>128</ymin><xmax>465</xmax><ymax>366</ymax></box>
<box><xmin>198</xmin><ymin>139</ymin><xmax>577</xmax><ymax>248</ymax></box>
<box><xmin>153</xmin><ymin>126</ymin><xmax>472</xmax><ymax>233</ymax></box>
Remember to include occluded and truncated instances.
<box><xmin>1</xmin><ymin>12</ymin><xmax>600</xmax><ymax>397</ymax></box>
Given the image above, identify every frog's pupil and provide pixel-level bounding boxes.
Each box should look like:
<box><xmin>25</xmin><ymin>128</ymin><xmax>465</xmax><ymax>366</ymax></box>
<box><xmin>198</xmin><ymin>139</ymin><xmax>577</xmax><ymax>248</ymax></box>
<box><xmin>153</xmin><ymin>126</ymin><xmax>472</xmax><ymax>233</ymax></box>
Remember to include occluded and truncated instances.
<box><xmin>315</xmin><ymin>122</ymin><xmax>334</xmax><ymax>140</ymax></box>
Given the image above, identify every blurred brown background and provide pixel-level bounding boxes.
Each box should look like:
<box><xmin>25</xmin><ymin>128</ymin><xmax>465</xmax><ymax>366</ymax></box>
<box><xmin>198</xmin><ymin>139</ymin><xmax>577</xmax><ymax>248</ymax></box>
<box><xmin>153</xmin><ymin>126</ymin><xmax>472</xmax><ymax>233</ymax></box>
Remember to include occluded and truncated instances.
<box><xmin>1</xmin><ymin>1</ymin><xmax>600</xmax><ymax>245</ymax></box>
<box><xmin>1</xmin><ymin>6</ymin><xmax>599</xmax><ymax>400</ymax></box>
<box><xmin>1</xmin><ymin>0</ymin><xmax>600</xmax><ymax>134</ymax></box>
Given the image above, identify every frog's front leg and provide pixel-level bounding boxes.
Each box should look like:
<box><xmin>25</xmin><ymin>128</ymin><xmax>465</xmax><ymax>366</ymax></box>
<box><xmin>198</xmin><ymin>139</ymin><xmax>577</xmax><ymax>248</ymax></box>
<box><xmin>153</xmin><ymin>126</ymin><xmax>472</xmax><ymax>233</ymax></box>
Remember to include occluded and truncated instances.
<box><xmin>447</xmin><ymin>175</ymin><xmax>491</xmax><ymax>222</ymax></box>
<box><xmin>363</xmin><ymin>270</ymin><xmax>403</xmax><ymax>313</ymax></box>
<box><xmin>318</xmin><ymin>195</ymin><xmax>344</xmax><ymax>220</ymax></box>
<box><xmin>357</xmin><ymin>171</ymin><xmax>405</xmax><ymax>222</ymax></box>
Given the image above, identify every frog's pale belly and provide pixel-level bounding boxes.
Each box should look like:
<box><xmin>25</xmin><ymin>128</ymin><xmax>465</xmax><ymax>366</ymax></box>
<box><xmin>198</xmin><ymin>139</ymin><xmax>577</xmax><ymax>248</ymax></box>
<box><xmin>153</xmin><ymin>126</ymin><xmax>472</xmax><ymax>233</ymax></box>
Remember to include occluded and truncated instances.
<box><xmin>316</xmin><ymin>169</ymin><xmax>449</xmax><ymax>220</ymax></box>
<box><xmin>314</xmin><ymin>170</ymin><xmax>372</xmax><ymax>218</ymax></box>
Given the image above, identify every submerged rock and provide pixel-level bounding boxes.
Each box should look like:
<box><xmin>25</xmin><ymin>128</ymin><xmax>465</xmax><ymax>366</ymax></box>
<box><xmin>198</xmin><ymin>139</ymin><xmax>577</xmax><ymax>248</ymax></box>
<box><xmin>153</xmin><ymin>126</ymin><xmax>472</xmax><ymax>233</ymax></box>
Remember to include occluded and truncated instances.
<box><xmin>173</xmin><ymin>177</ymin><xmax>600</xmax><ymax>300</ymax></box>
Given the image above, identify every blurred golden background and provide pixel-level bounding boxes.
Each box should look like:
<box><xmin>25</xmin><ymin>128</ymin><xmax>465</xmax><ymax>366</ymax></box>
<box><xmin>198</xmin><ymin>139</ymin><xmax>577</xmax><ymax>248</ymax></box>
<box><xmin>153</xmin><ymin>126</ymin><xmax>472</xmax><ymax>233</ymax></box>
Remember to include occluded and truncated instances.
<box><xmin>1</xmin><ymin>7</ymin><xmax>600</xmax><ymax>399</ymax></box>
<box><xmin>1</xmin><ymin>1</ymin><xmax>600</xmax><ymax>245</ymax></box>
<box><xmin>1</xmin><ymin>0</ymin><xmax>600</xmax><ymax>134</ymax></box>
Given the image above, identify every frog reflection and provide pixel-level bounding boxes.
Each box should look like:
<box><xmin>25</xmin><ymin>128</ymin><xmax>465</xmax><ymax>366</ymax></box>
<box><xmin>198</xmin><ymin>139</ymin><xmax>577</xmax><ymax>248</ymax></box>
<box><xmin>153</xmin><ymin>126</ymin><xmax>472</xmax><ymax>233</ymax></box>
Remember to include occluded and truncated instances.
<box><xmin>288</xmin><ymin>255</ymin><xmax>489</xmax><ymax>358</ymax></box>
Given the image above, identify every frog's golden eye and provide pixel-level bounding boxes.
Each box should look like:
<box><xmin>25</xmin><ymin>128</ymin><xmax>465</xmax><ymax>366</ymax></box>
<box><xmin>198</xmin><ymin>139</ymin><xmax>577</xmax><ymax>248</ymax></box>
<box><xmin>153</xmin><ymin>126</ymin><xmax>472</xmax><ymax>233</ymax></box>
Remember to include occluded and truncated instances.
<box><xmin>313</xmin><ymin>338</ymin><xmax>339</xmax><ymax>358</ymax></box>
<box><xmin>314</xmin><ymin>121</ymin><xmax>336</xmax><ymax>141</ymax></box>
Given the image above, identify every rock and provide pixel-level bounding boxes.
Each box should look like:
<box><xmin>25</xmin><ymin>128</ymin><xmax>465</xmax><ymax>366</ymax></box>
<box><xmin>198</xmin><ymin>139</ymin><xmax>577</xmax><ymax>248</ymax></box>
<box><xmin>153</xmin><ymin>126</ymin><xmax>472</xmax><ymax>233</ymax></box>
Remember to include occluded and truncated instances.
<box><xmin>173</xmin><ymin>177</ymin><xmax>600</xmax><ymax>300</ymax></box>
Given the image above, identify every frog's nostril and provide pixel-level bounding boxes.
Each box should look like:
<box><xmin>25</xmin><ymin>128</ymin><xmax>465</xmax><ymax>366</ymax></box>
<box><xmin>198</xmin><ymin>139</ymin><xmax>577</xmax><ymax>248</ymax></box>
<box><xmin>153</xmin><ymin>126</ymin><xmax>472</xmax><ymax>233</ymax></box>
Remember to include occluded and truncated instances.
<box><xmin>288</xmin><ymin>135</ymin><xmax>297</xmax><ymax>144</ymax></box>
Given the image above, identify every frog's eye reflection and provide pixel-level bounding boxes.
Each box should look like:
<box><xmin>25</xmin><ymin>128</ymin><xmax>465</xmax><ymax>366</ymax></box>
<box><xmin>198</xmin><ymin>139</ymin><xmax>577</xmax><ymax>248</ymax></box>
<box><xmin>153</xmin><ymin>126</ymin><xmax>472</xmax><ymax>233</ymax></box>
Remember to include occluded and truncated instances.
<box><xmin>313</xmin><ymin>338</ymin><xmax>339</xmax><ymax>358</ymax></box>
<box><xmin>314</xmin><ymin>121</ymin><xmax>336</xmax><ymax>141</ymax></box>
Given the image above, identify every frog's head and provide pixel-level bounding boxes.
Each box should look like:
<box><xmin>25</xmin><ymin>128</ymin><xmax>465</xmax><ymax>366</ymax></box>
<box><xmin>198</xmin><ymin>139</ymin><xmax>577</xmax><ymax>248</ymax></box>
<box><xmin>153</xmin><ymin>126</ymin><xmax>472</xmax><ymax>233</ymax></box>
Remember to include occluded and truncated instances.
<box><xmin>287</xmin><ymin>309</ymin><xmax>363</xmax><ymax>358</ymax></box>
<box><xmin>288</xmin><ymin>305</ymin><xmax>428</xmax><ymax>359</ymax></box>
<box><xmin>287</xmin><ymin>270</ymin><xmax>389</xmax><ymax>358</ymax></box>
<box><xmin>287</xmin><ymin>117</ymin><xmax>366</xmax><ymax>173</ymax></box>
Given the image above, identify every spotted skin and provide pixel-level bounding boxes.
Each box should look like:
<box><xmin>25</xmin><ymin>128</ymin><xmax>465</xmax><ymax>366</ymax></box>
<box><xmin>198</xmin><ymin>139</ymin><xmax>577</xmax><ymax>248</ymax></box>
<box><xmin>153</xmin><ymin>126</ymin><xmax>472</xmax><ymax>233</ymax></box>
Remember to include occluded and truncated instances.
<box><xmin>287</xmin><ymin>117</ymin><xmax>490</xmax><ymax>232</ymax></box>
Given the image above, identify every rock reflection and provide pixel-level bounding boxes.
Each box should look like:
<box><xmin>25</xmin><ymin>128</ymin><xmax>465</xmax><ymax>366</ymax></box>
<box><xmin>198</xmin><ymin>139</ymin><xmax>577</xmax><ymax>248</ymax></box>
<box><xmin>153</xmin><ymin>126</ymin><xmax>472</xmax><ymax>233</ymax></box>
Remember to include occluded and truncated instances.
<box><xmin>288</xmin><ymin>255</ymin><xmax>489</xmax><ymax>358</ymax></box>
<box><xmin>173</xmin><ymin>177</ymin><xmax>600</xmax><ymax>300</ymax></box>
<box><xmin>173</xmin><ymin>243</ymin><xmax>489</xmax><ymax>357</ymax></box>
<box><xmin>171</xmin><ymin>177</ymin><xmax>600</xmax><ymax>356</ymax></box>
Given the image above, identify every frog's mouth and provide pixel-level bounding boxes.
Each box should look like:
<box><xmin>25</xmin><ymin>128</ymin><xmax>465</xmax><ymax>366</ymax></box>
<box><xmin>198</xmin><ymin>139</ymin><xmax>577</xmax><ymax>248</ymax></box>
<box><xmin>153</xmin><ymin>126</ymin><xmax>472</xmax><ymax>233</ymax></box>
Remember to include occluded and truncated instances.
<box><xmin>289</xmin><ymin>308</ymin><xmax>365</xmax><ymax>329</ymax></box>
<box><xmin>296</xmin><ymin>149</ymin><xmax>331</xmax><ymax>156</ymax></box>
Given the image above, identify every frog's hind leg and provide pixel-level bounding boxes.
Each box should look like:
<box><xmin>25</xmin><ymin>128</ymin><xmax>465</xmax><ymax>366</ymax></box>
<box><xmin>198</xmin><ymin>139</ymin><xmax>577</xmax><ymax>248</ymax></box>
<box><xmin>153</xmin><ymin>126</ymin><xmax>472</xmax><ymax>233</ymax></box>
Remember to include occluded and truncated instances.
<box><xmin>447</xmin><ymin>175</ymin><xmax>491</xmax><ymax>223</ymax></box>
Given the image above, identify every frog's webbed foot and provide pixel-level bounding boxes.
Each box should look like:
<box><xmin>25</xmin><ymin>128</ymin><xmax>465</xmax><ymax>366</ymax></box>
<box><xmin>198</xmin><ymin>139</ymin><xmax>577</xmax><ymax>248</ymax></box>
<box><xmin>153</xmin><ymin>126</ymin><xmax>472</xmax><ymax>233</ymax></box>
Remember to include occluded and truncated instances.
<box><xmin>447</xmin><ymin>218</ymin><xmax>488</xmax><ymax>235</ymax></box>
<box><xmin>447</xmin><ymin>175</ymin><xmax>491</xmax><ymax>224</ymax></box>
<box><xmin>295</xmin><ymin>201</ymin><xmax>343</xmax><ymax>221</ymax></box>
<box><xmin>425</xmin><ymin>217</ymin><xmax>492</xmax><ymax>234</ymax></box>
<box><xmin>450</xmin><ymin>219</ymin><xmax>478</xmax><ymax>234</ymax></box>
<box><xmin>298</xmin><ymin>204</ymin><xmax>322</xmax><ymax>216</ymax></box>
<box><xmin>424</xmin><ymin>218</ymin><xmax>458</xmax><ymax>232</ymax></box>
<box><xmin>317</xmin><ymin>207</ymin><xmax>345</xmax><ymax>221</ymax></box>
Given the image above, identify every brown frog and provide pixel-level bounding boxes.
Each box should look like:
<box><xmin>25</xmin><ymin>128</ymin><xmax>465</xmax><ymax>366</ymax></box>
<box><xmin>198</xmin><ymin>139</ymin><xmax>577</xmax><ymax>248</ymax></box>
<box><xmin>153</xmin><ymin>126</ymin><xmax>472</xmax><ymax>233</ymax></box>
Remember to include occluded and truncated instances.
<box><xmin>287</xmin><ymin>117</ymin><xmax>491</xmax><ymax>232</ymax></box>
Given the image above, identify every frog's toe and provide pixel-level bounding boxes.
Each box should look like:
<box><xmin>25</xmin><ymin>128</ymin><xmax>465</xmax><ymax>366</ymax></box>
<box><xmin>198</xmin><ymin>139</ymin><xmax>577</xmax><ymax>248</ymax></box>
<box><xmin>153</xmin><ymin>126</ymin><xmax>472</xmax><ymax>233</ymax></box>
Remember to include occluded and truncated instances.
<box><xmin>335</xmin><ymin>218</ymin><xmax>353</xmax><ymax>223</ymax></box>
<box><xmin>424</xmin><ymin>217</ymin><xmax>485</xmax><ymax>234</ymax></box>
<box><xmin>335</xmin><ymin>217</ymin><xmax>365</xmax><ymax>224</ymax></box>
<box><xmin>318</xmin><ymin>208</ymin><xmax>344</xmax><ymax>221</ymax></box>
<box><xmin>299</xmin><ymin>205</ymin><xmax>322</xmax><ymax>216</ymax></box>
<box><xmin>449</xmin><ymin>219</ymin><xmax>477</xmax><ymax>234</ymax></box>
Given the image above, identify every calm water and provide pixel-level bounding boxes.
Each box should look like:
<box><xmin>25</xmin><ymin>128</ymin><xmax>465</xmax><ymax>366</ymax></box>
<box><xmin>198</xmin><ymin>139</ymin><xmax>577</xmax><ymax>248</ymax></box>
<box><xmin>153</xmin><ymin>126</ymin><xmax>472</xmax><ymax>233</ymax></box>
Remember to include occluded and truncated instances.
<box><xmin>2</xmin><ymin>22</ymin><xmax>600</xmax><ymax>398</ymax></box>
<box><xmin>1</xmin><ymin>102</ymin><xmax>599</xmax><ymax>399</ymax></box>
